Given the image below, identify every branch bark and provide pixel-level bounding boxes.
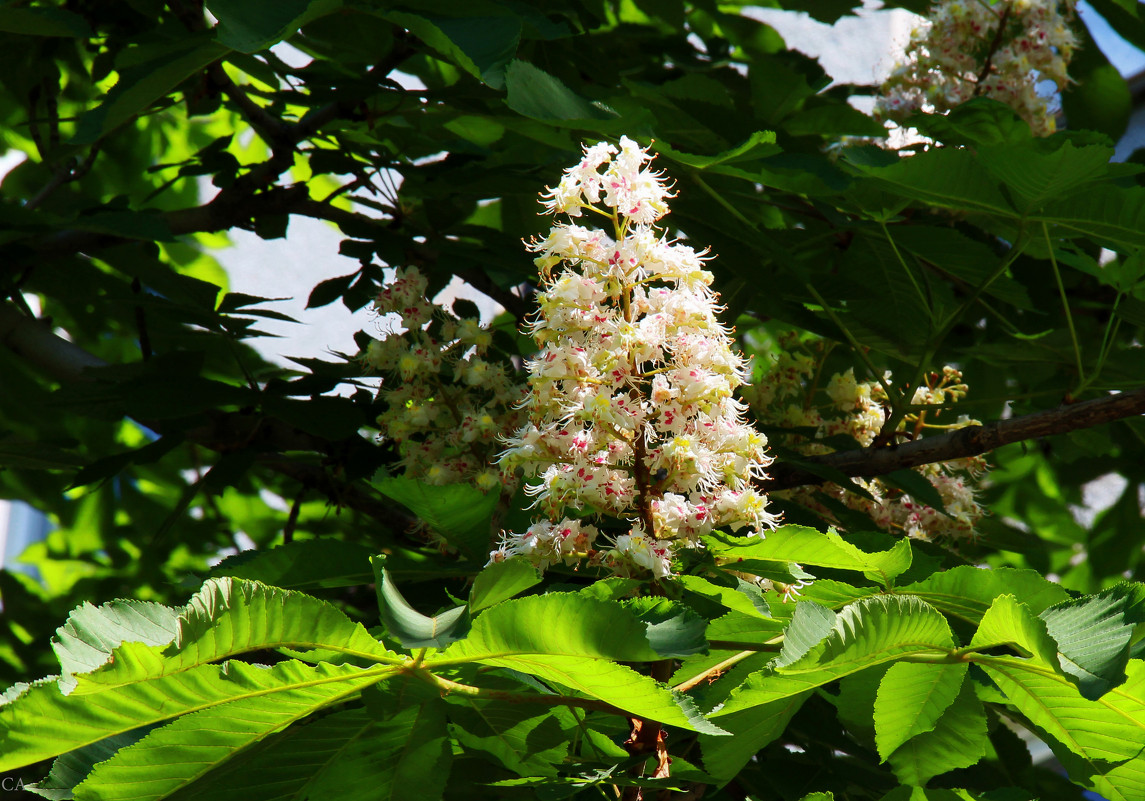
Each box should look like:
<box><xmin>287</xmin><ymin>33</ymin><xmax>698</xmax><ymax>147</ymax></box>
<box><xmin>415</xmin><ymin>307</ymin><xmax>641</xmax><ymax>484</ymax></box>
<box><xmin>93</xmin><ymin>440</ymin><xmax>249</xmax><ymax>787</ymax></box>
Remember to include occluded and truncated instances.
<box><xmin>759</xmin><ymin>387</ymin><xmax>1145</xmax><ymax>491</ymax></box>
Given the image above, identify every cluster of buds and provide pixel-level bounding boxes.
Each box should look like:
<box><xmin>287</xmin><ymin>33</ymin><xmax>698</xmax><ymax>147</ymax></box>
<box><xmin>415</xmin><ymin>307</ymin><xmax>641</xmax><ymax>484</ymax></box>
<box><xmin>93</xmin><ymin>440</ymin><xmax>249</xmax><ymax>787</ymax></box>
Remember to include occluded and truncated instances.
<box><xmin>748</xmin><ymin>334</ymin><xmax>988</xmax><ymax>542</ymax></box>
<box><xmin>364</xmin><ymin>266</ymin><xmax>525</xmax><ymax>492</ymax></box>
<box><xmin>877</xmin><ymin>0</ymin><xmax>1078</xmax><ymax>136</ymax></box>
<box><xmin>492</xmin><ymin>137</ymin><xmax>779</xmax><ymax>578</ymax></box>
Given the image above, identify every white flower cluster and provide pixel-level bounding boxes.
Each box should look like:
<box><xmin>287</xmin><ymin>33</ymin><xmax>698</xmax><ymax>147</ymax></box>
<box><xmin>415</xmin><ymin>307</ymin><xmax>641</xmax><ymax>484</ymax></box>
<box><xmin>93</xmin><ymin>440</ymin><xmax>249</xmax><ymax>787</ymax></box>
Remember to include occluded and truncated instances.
<box><xmin>877</xmin><ymin>0</ymin><xmax>1078</xmax><ymax>136</ymax></box>
<box><xmin>492</xmin><ymin>137</ymin><xmax>778</xmax><ymax>578</ymax></box>
<box><xmin>749</xmin><ymin>334</ymin><xmax>987</xmax><ymax>542</ymax></box>
<box><xmin>365</xmin><ymin>266</ymin><xmax>525</xmax><ymax>492</ymax></box>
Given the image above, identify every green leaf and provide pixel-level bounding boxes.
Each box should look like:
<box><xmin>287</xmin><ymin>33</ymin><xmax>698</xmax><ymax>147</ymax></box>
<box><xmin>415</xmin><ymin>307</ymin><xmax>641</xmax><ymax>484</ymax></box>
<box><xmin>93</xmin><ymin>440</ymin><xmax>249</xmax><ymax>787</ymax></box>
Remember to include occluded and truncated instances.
<box><xmin>1039</xmin><ymin>585</ymin><xmax>1139</xmax><ymax>700</ymax></box>
<box><xmin>429</xmin><ymin>15</ymin><xmax>520</xmax><ymax>88</ymax></box>
<box><xmin>1063</xmin><ymin>18</ymin><xmax>1132</xmax><ymax>141</ymax></box>
<box><xmin>706</xmin><ymin>525</ymin><xmax>913</xmax><ymax>585</ymax></box>
<box><xmin>447</xmin><ymin>701</ymin><xmax>569</xmax><ymax>777</ymax></box>
<box><xmin>469</xmin><ymin>559</ymin><xmax>542</xmax><ymax>614</ymax></box>
<box><xmin>1034</xmin><ymin>185</ymin><xmax>1145</xmax><ymax>251</ymax></box>
<box><xmin>372</xmin><ymin>557</ymin><xmax>469</xmax><ymax>650</ymax></box>
<box><xmin>1056</xmin><ymin>748</ymin><xmax>1145</xmax><ymax>801</ymax></box>
<box><xmin>891</xmin><ymin>226</ymin><xmax>1032</xmax><ymax>310</ymax></box>
<box><xmin>715</xmin><ymin>595</ymin><xmax>954</xmax><ymax>722</ymax></box>
<box><xmin>886</xmin><ymin>678</ymin><xmax>988</xmax><ymax>786</ymax></box>
<box><xmin>972</xmin><ymin>597</ymin><xmax>1145</xmax><ymax>762</ymax></box>
<box><xmin>622</xmin><ymin>597</ymin><xmax>709</xmax><ymax>658</ymax></box>
<box><xmin>0</xmin><ymin>438</ymin><xmax>86</xmax><ymax>470</ymax></box>
<box><xmin>969</xmin><ymin>594</ymin><xmax>1061</xmax><ymax>667</ymax></box>
<box><xmin>206</xmin><ymin>0</ymin><xmax>341</xmax><ymax>53</ymax></box>
<box><xmin>0</xmin><ymin>659</ymin><xmax>392</xmax><ymax>771</ymax></box>
<box><xmin>432</xmin><ymin>594</ymin><xmax>726</xmax><ymax>734</ymax></box>
<box><xmin>380</xmin><ymin>11</ymin><xmax>482</xmax><ymax>81</ymax></box>
<box><xmin>700</xmin><ymin>693</ymin><xmax>809</xmax><ymax>780</ymax></box>
<box><xmin>874</xmin><ymin>661</ymin><xmax>968</xmax><ymax>760</ymax></box>
<box><xmin>772</xmin><ymin>600</ymin><xmax>836</xmax><ymax>669</ymax></box>
<box><xmin>87</xmin><ymin>694</ymin><xmax>446</xmax><ymax>801</ymax></box>
<box><xmin>52</xmin><ymin>600</ymin><xmax>179</xmax><ymax>677</ymax></box>
<box><xmin>210</xmin><ymin>539</ymin><xmax>376</xmax><ymax>590</ymax></box>
<box><xmin>504</xmin><ymin>60</ymin><xmax>616</xmax><ymax>121</ymax></box>
<box><xmin>677</xmin><ymin>574</ymin><xmax>772</xmax><ymax>617</ymax></box>
<box><xmin>372</xmin><ymin>476</ymin><xmax>499</xmax><ymax>558</ymax></box>
<box><xmin>894</xmin><ymin>566</ymin><xmax>1069</xmax><ymax>624</ymax></box>
<box><xmin>72</xmin><ymin>39</ymin><xmax>230</xmax><ymax>144</ymax></box>
<box><xmin>911</xmin><ymin>97</ymin><xmax>1033</xmax><ymax>147</ymax></box>
<box><xmin>0</xmin><ymin>6</ymin><xmax>92</xmax><ymax>37</ymax></box>
<box><xmin>978</xmin><ymin>140</ymin><xmax>1117</xmax><ymax>213</ymax></box>
<box><xmin>703</xmin><ymin>612</ymin><xmax>786</xmax><ymax>649</ymax></box>
<box><xmin>157</xmin><ymin>705</ymin><xmax>448</xmax><ymax>801</ymax></box>
<box><xmin>833</xmin><ymin>663</ymin><xmax>890</xmax><ymax>747</ymax></box>
<box><xmin>655</xmin><ymin>131</ymin><xmax>779</xmax><ymax>173</ymax></box>
<box><xmin>846</xmin><ymin>148</ymin><xmax>1012</xmax><ymax>217</ymax></box>
<box><xmin>69</xmin><ymin>579</ymin><xmax>398</xmax><ymax>695</ymax></box>
<box><xmin>27</xmin><ymin>731</ymin><xmax>151</xmax><ymax>800</ymax></box>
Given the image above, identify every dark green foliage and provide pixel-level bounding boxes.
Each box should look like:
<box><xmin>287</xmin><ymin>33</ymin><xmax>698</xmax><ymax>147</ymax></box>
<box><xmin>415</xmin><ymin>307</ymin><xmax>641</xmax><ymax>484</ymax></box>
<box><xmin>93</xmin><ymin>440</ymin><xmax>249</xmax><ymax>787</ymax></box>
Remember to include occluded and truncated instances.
<box><xmin>1</xmin><ymin>1</ymin><xmax>1144</xmax><ymax>799</ymax></box>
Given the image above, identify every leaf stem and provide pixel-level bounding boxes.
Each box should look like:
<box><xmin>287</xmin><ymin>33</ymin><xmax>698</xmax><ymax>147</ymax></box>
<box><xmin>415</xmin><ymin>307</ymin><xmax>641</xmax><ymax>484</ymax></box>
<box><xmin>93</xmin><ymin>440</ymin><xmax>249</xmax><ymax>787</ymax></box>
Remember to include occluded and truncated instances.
<box><xmin>881</xmin><ymin>221</ymin><xmax>931</xmax><ymax>316</ymax></box>
<box><xmin>410</xmin><ymin>668</ymin><xmax>628</xmax><ymax>715</ymax></box>
<box><xmin>1043</xmin><ymin>222</ymin><xmax>1085</xmax><ymax>387</ymax></box>
<box><xmin>672</xmin><ymin>650</ymin><xmax>760</xmax><ymax>693</ymax></box>
<box><xmin>803</xmin><ymin>281</ymin><xmax>897</xmax><ymax>408</ymax></box>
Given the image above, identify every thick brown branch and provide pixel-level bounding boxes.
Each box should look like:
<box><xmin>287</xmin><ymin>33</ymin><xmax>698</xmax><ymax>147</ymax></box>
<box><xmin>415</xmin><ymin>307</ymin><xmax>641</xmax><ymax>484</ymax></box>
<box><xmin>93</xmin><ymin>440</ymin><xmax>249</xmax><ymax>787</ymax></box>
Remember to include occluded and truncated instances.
<box><xmin>760</xmin><ymin>387</ymin><xmax>1145</xmax><ymax>491</ymax></box>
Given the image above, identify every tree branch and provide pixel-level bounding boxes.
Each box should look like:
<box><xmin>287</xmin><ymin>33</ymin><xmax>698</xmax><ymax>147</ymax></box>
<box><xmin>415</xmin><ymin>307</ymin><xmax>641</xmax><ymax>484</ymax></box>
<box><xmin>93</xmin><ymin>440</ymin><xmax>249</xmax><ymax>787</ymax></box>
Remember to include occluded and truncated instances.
<box><xmin>760</xmin><ymin>387</ymin><xmax>1145</xmax><ymax>491</ymax></box>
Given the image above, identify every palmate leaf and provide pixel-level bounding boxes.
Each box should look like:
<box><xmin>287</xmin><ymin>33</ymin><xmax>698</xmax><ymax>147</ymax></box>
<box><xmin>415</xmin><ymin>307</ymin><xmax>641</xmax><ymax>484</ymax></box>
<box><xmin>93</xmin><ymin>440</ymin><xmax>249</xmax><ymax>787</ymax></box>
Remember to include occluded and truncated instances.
<box><xmin>874</xmin><ymin>662</ymin><xmax>969</xmax><ymax>760</ymax></box>
<box><xmin>772</xmin><ymin>601</ymin><xmax>837</xmax><ymax>669</ymax></box>
<box><xmin>1034</xmin><ymin>185</ymin><xmax>1145</xmax><ymax>250</ymax></box>
<box><xmin>1054</xmin><ymin>744</ymin><xmax>1145</xmax><ymax>801</ymax></box>
<box><xmin>706</xmin><ymin>525</ymin><xmax>913</xmax><ymax>585</ymax></box>
<box><xmin>372</xmin><ymin>476</ymin><xmax>500</xmax><ymax>558</ymax></box>
<box><xmin>430</xmin><ymin>594</ymin><xmax>726</xmax><ymax>735</ymax></box>
<box><xmin>0</xmin><ymin>659</ymin><xmax>395</xmax><ymax>771</ymax></box>
<box><xmin>971</xmin><ymin>595</ymin><xmax>1145</xmax><ymax>762</ymax></box>
<box><xmin>677</xmin><ymin>574</ymin><xmax>773</xmax><ymax>617</ymax></box>
<box><xmin>469</xmin><ymin>559</ymin><xmax>542</xmax><ymax>614</ymax></box>
<box><xmin>622</xmin><ymin>597</ymin><xmax>709</xmax><ymax>658</ymax></box>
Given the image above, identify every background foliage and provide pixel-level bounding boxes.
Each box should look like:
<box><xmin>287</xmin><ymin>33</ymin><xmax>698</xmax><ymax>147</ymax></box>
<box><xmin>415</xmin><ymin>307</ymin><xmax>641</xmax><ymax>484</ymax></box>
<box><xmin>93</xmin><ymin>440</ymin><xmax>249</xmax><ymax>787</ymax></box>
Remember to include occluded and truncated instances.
<box><xmin>1</xmin><ymin>0</ymin><xmax>1145</xmax><ymax>799</ymax></box>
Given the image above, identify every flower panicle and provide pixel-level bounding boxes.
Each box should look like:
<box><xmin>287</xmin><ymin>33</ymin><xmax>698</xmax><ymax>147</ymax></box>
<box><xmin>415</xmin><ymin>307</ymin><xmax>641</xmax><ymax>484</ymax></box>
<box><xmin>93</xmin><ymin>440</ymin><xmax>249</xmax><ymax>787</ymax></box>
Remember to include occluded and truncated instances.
<box><xmin>492</xmin><ymin>137</ymin><xmax>780</xmax><ymax>579</ymax></box>
<box><xmin>877</xmin><ymin>0</ymin><xmax>1078</xmax><ymax>136</ymax></box>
